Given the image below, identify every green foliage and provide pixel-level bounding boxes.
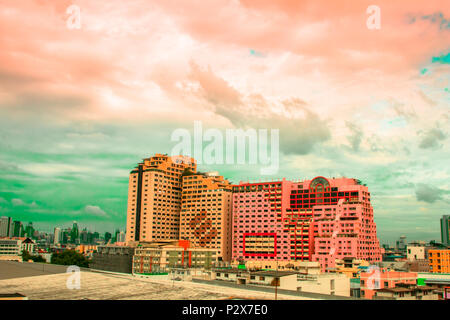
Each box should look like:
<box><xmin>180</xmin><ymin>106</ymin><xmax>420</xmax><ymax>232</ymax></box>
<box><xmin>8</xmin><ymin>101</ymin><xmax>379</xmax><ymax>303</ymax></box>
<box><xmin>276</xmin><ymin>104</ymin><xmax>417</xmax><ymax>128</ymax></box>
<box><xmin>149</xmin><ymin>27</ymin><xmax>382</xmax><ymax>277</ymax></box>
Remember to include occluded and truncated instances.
<box><xmin>21</xmin><ymin>250</ymin><xmax>47</xmax><ymax>263</ymax></box>
<box><xmin>51</xmin><ymin>250</ymin><xmax>90</xmax><ymax>268</ymax></box>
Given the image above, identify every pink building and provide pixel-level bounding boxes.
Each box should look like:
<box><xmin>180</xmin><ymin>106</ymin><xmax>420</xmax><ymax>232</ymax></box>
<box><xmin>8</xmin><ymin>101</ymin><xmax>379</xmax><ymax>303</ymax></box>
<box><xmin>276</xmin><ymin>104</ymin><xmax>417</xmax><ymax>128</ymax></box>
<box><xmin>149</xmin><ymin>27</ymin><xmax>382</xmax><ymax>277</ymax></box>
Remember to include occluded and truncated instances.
<box><xmin>232</xmin><ymin>176</ymin><xmax>382</xmax><ymax>271</ymax></box>
<box><xmin>360</xmin><ymin>269</ymin><xmax>418</xmax><ymax>299</ymax></box>
<box><xmin>231</xmin><ymin>180</ymin><xmax>291</xmax><ymax>261</ymax></box>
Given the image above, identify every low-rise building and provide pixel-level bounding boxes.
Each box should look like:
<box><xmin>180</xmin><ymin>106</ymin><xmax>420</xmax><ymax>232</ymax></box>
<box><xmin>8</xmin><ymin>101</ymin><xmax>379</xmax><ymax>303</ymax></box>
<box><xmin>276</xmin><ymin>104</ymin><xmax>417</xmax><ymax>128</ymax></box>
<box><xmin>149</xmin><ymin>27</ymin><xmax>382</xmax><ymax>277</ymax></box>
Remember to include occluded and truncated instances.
<box><xmin>374</xmin><ymin>284</ymin><xmax>438</xmax><ymax>300</ymax></box>
<box><xmin>360</xmin><ymin>269</ymin><xmax>417</xmax><ymax>299</ymax></box>
<box><xmin>407</xmin><ymin>245</ymin><xmax>426</xmax><ymax>261</ymax></box>
<box><xmin>334</xmin><ymin>258</ymin><xmax>370</xmax><ymax>278</ymax></box>
<box><xmin>91</xmin><ymin>245</ymin><xmax>135</xmax><ymax>274</ymax></box>
<box><xmin>244</xmin><ymin>260</ymin><xmax>321</xmax><ymax>274</ymax></box>
<box><xmin>212</xmin><ymin>269</ymin><xmax>298</xmax><ymax>290</ymax></box>
<box><xmin>0</xmin><ymin>237</ymin><xmax>35</xmax><ymax>257</ymax></box>
<box><xmin>211</xmin><ymin>268</ymin><xmax>350</xmax><ymax>296</ymax></box>
<box><xmin>417</xmin><ymin>272</ymin><xmax>450</xmax><ymax>299</ymax></box>
<box><xmin>75</xmin><ymin>244</ymin><xmax>98</xmax><ymax>258</ymax></box>
<box><xmin>297</xmin><ymin>273</ymin><xmax>350</xmax><ymax>297</ymax></box>
<box><xmin>405</xmin><ymin>259</ymin><xmax>430</xmax><ymax>272</ymax></box>
<box><xmin>132</xmin><ymin>240</ymin><xmax>218</xmax><ymax>274</ymax></box>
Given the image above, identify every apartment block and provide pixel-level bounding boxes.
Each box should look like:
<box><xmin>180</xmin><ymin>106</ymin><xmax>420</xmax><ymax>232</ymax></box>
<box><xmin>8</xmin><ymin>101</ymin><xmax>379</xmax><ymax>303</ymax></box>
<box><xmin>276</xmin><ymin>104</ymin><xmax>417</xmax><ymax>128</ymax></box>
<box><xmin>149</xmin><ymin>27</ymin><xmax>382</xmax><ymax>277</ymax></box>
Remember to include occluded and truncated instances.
<box><xmin>126</xmin><ymin>154</ymin><xmax>196</xmax><ymax>243</ymax></box>
<box><xmin>429</xmin><ymin>249</ymin><xmax>450</xmax><ymax>273</ymax></box>
<box><xmin>180</xmin><ymin>171</ymin><xmax>232</xmax><ymax>262</ymax></box>
<box><xmin>231</xmin><ymin>180</ymin><xmax>292</xmax><ymax>262</ymax></box>
<box><xmin>231</xmin><ymin>176</ymin><xmax>382</xmax><ymax>272</ymax></box>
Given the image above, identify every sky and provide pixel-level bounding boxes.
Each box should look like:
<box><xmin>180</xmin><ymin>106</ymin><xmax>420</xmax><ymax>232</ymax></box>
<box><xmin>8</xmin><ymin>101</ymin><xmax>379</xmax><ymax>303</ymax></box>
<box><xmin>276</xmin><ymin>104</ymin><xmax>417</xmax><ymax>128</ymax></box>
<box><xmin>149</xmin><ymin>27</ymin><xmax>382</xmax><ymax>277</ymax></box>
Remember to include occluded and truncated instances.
<box><xmin>0</xmin><ymin>0</ymin><xmax>449</xmax><ymax>244</ymax></box>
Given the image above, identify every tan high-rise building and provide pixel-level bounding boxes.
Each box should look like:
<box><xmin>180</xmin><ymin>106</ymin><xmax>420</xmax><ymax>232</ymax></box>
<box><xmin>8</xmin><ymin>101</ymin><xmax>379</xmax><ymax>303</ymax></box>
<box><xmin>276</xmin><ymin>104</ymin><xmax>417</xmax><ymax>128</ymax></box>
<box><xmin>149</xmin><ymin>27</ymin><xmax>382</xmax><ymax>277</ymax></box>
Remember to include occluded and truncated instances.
<box><xmin>180</xmin><ymin>171</ymin><xmax>233</xmax><ymax>262</ymax></box>
<box><xmin>126</xmin><ymin>154</ymin><xmax>196</xmax><ymax>244</ymax></box>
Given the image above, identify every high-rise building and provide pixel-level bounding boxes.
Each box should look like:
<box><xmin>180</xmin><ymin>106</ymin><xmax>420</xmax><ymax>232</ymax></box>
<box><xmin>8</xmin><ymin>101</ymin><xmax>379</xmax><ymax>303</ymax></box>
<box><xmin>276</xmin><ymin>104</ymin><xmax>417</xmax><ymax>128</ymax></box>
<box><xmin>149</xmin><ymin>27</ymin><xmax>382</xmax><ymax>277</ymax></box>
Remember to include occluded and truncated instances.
<box><xmin>180</xmin><ymin>171</ymin><xmax>233</xmax><ymax>262</ymax></box>
<box><xmin>0</xmin><ymin>216</ymin><xmax>13</xmax><ymax>237</ymax></box>
<box><xmin>80</xmin><ymin>228</ymin><xmax>88</xmax><ymax>244</ymax></box>
<box><xmin>53</xmin><ymin>227</ymin><xmax>61</xmax><ymax>245</ymax></box>
<box><xmin>105</xmin><ymin>232</ymin><xmax>112</xmax><ymax>243</ymax></box>
<box><xmin>231</xmin><ymin>180</ymin><xmax>291</xmax><ymax>262</ymax></box>
<box><xmin>114</xmin><ymin>229</ymin><xmax>120</xmax><ymax>243</ymax></box>
<box><xmin>25</xmin><ymin>222</ymin><xmax>34</xmax><ymax>239</ymax></box>
<box><xmin>396</xmin><ymin>235</ymin><xmax>407</xmax><ymax>253</ymax></box>
<box><xmin>12</xmin><ymin>221</ymin><xmax>23</xmax><ymax>237</ymax></box>
<box><xmin>441</xmin><ymin>215</ymin><xmax>450</xmax><ymax>246</ymax></box>
<box><xmin>71</xmin><ymin>221</ymin><xmax>79</xmax><ymax>244</ymax></box>
<box><xmin>125</xmin><ymin>154</ymin><xmax>196</xmax><ymax>243</ymax></box>
<box><xmin>231</xmin><ymin>176</ymin><xmax>382</xmax><ymax>272</ymax></box>
<box><xmin>117</xmin><ymin>231</ymin><xmax>126</xmax><ymax>243</ymax></box>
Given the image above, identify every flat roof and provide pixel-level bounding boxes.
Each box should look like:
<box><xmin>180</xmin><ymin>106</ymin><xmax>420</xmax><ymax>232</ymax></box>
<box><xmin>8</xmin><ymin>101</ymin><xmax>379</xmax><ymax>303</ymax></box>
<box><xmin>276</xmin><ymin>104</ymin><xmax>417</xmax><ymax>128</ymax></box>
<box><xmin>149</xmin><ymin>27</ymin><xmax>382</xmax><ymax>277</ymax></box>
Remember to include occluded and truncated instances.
<box><xmin>0</xmin><ymin>261</ymin><xmax>69</xmax><ymax>280</ymax></box>
<box><xmin>250</xmin><ymin>271</ymin><xmax>297</xmax><ymax>277</ymax></box>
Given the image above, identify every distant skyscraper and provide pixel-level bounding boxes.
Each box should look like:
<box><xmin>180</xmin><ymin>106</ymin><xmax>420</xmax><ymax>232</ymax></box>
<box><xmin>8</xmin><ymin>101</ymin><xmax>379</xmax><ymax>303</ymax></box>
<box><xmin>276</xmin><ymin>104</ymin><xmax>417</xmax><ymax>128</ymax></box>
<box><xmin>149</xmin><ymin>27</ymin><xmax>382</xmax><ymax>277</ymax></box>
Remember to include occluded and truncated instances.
<box><xmin>25</xmin><ymin>222</ymin><xmax>34</xmax><ymax>238</ymax></box>
<box><xmin>441</xmin><ymin>215</ymin><xmax>450</xmax><ymax>246</ymax></box>
<box><xmin>12</xmin><ymin>221</ymin><xmax>23</xmax><ymax>237</ymax></box>
<box><xmin>104</xmin><ymin>232</ymin><xmax>112</xmax><ymax>243</ymax></box>
<box><xmin>117</xmin><ymin>231</ymin><xmax>126</xmax><ymax>243</ymax></box>
<box><xmin>71</xmin><ymin>221</ymin><xmax>79</xmax><ymax>244</ymax></box>
<box><xmin>396</xmin><ymin>235</ymin><xmax>407</xmax><ymax>252</ymax></box>
<box><xmin>0</xmin><ymin>216</ymin><xmax>13</xmax><ymax>237</ymax></box>
<box><xmin>54</xmin><ymin>227</ymin><xmax>61</xmax><ymax>245</ymax></box>
<box><xmin>114</xmin><ymin>229</ymin><xmax>120</xmax><ymax>243</ymax></box>
<box><xmin>80</xmin><ymin>228</ymin><xmax>88</xmax><ymax>244</ymax></box>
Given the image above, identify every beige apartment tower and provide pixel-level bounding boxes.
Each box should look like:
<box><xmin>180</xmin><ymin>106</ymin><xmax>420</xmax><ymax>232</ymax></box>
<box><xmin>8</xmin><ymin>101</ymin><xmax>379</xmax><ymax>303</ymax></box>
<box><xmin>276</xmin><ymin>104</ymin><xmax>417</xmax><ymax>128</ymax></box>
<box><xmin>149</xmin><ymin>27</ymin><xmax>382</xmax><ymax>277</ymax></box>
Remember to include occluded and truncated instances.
<box><xmin>126</xmin><ymin>154</ymin><xmax>196</xmax><ymax>244</ymax></box>
<box><xmin>180</xmin><ymin>171</ymin><xmax>233</xmax><ymax>262</ymax></box>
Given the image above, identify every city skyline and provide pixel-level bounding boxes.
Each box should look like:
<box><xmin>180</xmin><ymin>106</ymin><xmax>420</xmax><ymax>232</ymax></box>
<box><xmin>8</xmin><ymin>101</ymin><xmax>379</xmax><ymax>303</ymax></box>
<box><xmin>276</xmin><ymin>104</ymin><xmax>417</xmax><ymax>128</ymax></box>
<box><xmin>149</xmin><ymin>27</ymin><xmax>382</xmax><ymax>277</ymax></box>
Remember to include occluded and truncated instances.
<box><xmin>0</xmin><ymin>1</ymin><xmax>449</xmax><ymax>244</ymax></box>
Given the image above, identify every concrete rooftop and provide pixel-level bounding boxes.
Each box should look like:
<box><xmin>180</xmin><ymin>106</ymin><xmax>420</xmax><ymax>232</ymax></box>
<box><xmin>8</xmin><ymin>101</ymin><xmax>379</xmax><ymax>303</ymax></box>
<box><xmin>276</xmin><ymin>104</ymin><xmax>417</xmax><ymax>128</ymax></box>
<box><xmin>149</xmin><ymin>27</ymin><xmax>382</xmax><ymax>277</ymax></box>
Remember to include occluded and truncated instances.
<box><xmin>0</xmin><ymin>261</ymin><xmax>319</xmax><ymax>300</ymax></box>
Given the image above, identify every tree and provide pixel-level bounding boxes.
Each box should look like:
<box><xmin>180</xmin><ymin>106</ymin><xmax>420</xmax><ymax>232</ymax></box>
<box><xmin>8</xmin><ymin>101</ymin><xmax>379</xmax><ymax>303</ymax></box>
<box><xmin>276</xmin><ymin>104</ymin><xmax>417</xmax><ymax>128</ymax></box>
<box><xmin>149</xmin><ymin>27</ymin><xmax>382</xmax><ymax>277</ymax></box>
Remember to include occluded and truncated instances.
<box><xmin>21</xmin><ymin>250</ymin><xmax>32</xmax><ymax>262</ymax></box>
<box><xmin>51</xmin><ymin>250</ymin><xmax>90</xmax><ymax>268</ymax></box>
<box><xmin>21</xmin><ymin>250</ymin><xmax>47</xmax><ymax>263</ymax></box>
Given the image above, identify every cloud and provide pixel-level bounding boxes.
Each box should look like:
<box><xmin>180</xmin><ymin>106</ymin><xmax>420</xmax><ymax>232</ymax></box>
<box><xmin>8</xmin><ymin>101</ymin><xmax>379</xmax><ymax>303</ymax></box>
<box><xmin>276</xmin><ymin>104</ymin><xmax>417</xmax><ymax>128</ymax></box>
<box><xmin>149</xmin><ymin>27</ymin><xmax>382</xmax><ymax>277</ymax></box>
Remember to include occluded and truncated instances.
<box><xmin>188</xmin><ymin>63</ymin><xmax>330</xmax><ymax>155</ymax></box>
<box><xmin>11</xmin><ymin>198</ymin><xmax>25</xmax><ymax>206</ymax></box>
<box><xmin>84</xmin><ymin>205</ymin><xmax>109</xmax><ymax>217</ymax></box>
<box><xmin>345</xmin><ymin>121</ymin><xmax>363</xmax><ymax>151</ymax></box>
<box><xmin>418</xmin><ymin>127</ymin><xmax>446</xmax><ymax>149</ymax></box>
<box><xmin>415</xmin><ymin>183</ymin><xmax>444</xmax><ymax>203</ymax></box>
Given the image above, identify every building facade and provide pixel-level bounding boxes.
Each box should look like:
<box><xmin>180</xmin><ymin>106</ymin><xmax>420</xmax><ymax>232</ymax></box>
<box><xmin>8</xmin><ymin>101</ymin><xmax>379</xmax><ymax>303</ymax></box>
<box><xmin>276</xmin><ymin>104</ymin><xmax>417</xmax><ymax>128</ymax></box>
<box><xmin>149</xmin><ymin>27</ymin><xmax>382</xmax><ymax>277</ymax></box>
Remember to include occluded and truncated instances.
<box><xmin>441</xmin><ymin>215</ymin><xmax>450</xmax><ymax>246</ymax></box>
<box><xmin>132</xmin><ymin>240</ymin><xmax>218</xmax><ymax>274</ymax></box>
<box><xmin>429</xmin><ymin>249</ymin><xmax>450</xmax><ymax>273</ymax></box>
<box><xmin>360</xmin><ymin>269</ymin><xmax>417</xmax><ymax>299</ymax></box>
<box><xmin>0</xmin><ymin>237</ymin><xmax>35</xmax><ymax>257</ymax></box>
<box><xmin>53</xmin><ymin>227</ymin><xmax>61</xmax><ymax>245</ymax></box>
<box><xmin>231</xmin><ymin>176</ymin><xmax>382</xmax><ymax>272</ymax></box>
<box><xmin>180</xmin><ymin>172</ymin><xmax>232</xmax><ymax>261</ymax></box>
<box><xmin>231</xmin><ymin>180</ymin><xmax>291</xmax><ymax>262</ymax></box>
<box><xmin>0</xmin><ymin>217</ymin><xmax>13</xmax><ymax>237</ymax></box>
<box><xmin>91</xmin><ymin>245</ymin><xmax>134</xmax><ymax>274</ymax></box>
<box><xmin>126</xmin><ymin>154</ymin><xmax>196</xmax><ymax>243</ymax></box>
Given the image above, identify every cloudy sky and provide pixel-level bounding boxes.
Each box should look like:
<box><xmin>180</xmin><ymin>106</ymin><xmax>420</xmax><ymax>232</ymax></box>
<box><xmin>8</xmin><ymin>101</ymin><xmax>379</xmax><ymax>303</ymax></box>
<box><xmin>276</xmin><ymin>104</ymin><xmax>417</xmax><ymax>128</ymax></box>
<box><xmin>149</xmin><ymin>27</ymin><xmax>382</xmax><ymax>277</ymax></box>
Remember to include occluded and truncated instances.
<box><xmin>0</xmin><ymin>0</ymin><xmax>448</xmax><ymax>244</ymax></box>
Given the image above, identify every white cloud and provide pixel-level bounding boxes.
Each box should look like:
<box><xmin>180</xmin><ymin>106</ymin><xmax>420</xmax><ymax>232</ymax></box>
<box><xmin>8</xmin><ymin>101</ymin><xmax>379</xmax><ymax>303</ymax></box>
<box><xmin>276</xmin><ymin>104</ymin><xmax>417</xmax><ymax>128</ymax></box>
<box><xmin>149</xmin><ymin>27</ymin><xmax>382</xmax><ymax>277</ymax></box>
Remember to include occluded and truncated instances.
<box><xmin>11</xmin><ymin>198</ymin><xmax>25</xmax><ymax>206</ymax></box>
<box><xmin>84</xmin><ymin>205</ymin><xmax>109</xmax><ymax>217</ymax></box>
